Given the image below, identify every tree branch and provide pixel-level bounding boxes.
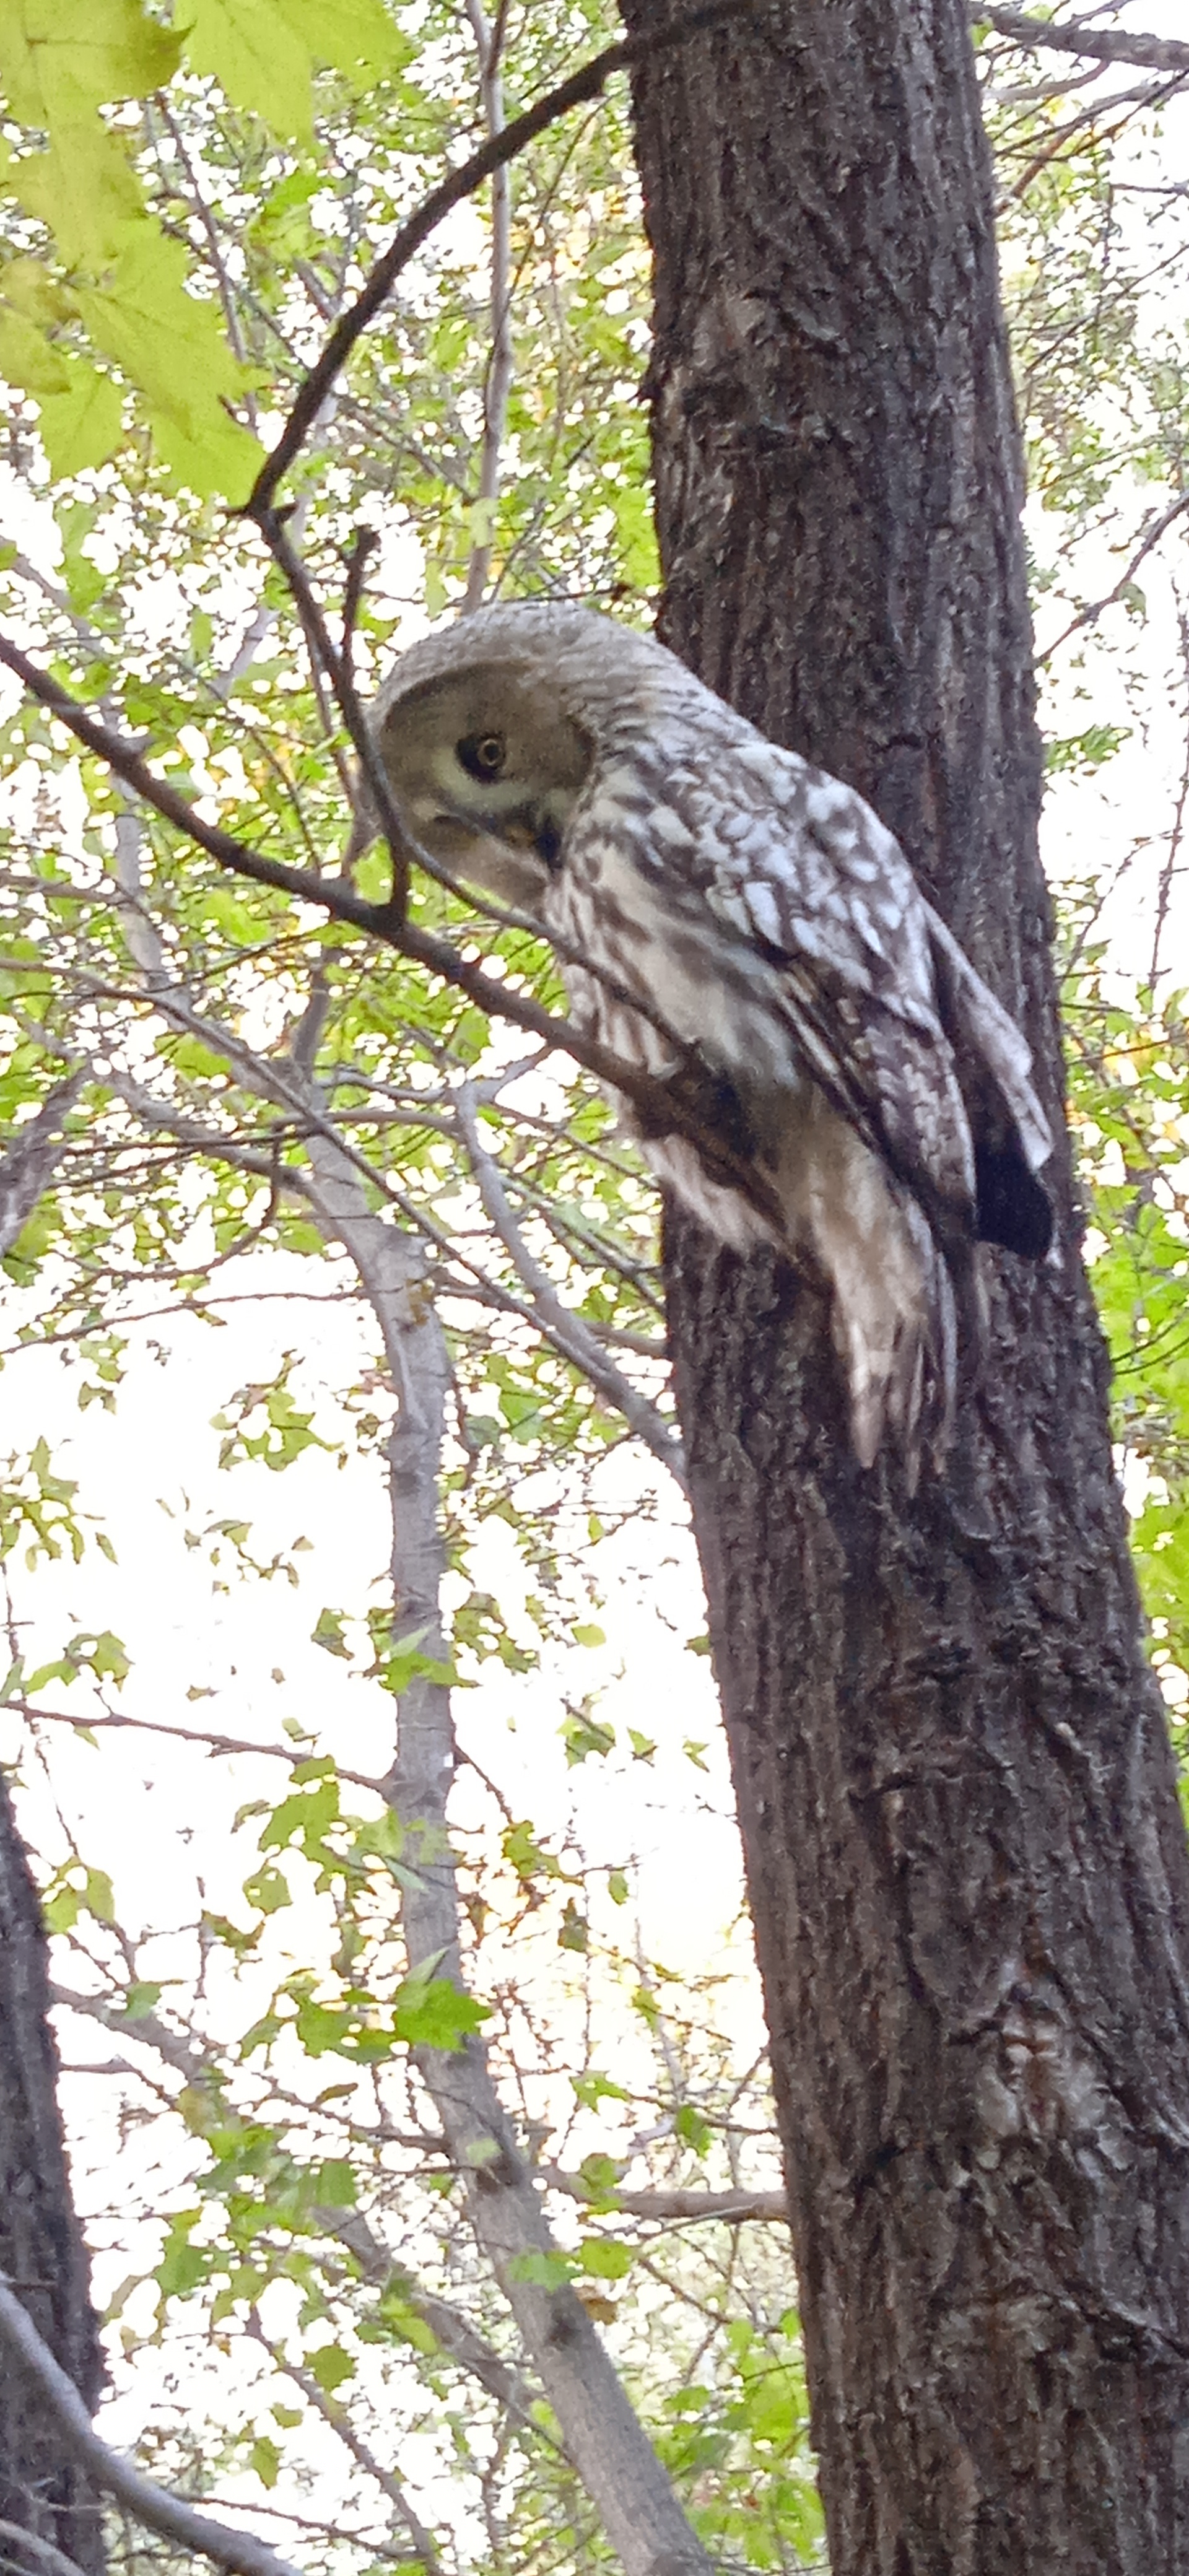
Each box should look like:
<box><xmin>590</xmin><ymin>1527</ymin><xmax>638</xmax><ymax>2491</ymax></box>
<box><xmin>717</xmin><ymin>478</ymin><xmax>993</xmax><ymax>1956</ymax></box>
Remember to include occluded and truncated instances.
<box><xmin>0</xmin><ymin>1074</ymin><xmax>84</xmax><ymax>1256</ymax></box>
<box><xmin>0</xmin><ymin>628</ymin><xmax>784</xmax><ymax>1234</ymax></box>
<box><xmin>0</xmin><ymin>2277</ymin><xmax>306</xmax><ymax>2576</ymax></box>
<box><xmin>461</xmin><ymin>0</ymin><xmax>515</xmax><ymax>613</ymax></box>
<box><xmin>242</xmin><ymin>2313</ymin><xmax>445</xmax><ymax>2576</ymax></box>
<box><xmin>299</xmin><ymin>1131</ymin><xmax>716</xmax><ymax>2576</ymax></box>
<box><xmin>544</xmin><ymin>2170</ymin><xmax>786</xmax><ymax>2223</ymax></box>
<box><xmin>0</xmin><ymin>2520</ymin><xmax>92</xmax><ymax>2576</ymax></box>
<box><xmin>455</xmin><ymin>1086</ymin><xmax>686</xmax><ymax>1487</ymax></box>
<box><xmin>1038</xmin><ymin>489</ymin><xmax>1189</xmax><ymax>664</ymax></box>
<box><xmin>974</xmin><ymin>6</ymin><xmax>1189</xmax><ymax>77</ymax></box>
<box><xmin>247</xmin><ymin>1</ymin><xmax>752</xmax><ymax>514</ymax></box>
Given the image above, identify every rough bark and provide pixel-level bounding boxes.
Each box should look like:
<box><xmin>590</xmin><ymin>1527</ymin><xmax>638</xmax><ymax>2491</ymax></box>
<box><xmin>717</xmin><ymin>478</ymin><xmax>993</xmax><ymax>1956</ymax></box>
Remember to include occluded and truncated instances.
<box><xmin>621</xmin><ymin>2</ymin><xmax>1189</xmax><ymax>2570</ymax></box>
<box><xmin>0</xmin><ymin>1772</ymin><xmax>105</xmax><ymax>2575</ymax></box>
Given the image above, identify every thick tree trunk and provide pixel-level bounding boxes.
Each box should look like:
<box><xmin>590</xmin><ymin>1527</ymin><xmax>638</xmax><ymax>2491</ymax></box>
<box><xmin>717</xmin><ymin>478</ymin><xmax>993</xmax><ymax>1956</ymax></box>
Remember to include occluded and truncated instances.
<box><xmin>0</xmin><ymin>1773</ymin><xmax>105</xmax><ymax>2573</ymax></box>
<box><xmin>621</xmin><ymin>2</ymin><xmax>1189</xmax><ymax>2569</ymax></box>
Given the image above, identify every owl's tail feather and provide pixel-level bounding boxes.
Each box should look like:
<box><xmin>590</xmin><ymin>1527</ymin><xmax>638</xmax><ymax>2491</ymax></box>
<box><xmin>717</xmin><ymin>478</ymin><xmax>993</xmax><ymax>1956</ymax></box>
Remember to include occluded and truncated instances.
<box><xmin>796</xmin><ymin>1106</ymin><xmax>968</xmax><ymax>1487</ymax></box>
<box><xmin>925</xmin><ymin>905</ymin><xmax>1055</xmax><ymax>1262</ymax></box>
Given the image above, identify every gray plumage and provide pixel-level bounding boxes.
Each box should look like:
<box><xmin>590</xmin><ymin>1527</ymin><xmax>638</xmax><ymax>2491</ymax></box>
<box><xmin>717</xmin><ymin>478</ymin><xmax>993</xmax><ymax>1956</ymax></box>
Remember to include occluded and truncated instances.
<box><xmin>370</xmin><ymin>600</ymin><xmax>1053</xmax><ymax>1475</ymax></box>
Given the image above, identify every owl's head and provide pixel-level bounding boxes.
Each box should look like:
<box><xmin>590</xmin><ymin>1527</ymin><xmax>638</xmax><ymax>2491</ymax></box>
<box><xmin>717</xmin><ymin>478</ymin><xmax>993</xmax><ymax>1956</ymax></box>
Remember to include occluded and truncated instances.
<box><xmin>375</xmin><ymin>619</ymin><xmax>597</xmax><ymax>912</ymax></box>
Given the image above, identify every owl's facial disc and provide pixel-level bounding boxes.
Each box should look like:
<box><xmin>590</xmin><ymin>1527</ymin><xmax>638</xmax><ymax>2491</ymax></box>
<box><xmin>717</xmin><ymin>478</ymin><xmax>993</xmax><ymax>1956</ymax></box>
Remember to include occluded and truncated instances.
<box><xmin>378</xmin><ymin>664</ymin><xmax>592</xmax><ymax>913</ymax></box>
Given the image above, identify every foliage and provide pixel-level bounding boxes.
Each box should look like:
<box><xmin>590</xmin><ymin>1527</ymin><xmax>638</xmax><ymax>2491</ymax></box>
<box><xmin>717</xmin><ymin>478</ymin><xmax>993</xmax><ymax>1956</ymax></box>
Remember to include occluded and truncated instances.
<box><xmin>0</xmin><ymin>6</ymin><xmax>1187</xmax><ymax>2571</ymax></box>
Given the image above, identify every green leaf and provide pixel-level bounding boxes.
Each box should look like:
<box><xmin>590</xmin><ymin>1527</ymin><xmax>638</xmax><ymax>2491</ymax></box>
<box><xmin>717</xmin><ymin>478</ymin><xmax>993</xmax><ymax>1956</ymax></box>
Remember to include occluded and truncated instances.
<box><xmin>242</xmin><ymin>1864</ymin><xmax>291</xmax><ymax>1915</ymax></box>
<box><xmin>577</xmin><ymin>2235</ymin><xmax>632</xmax><ymax>2281</ymax></box>
<box><xmin>391</xmin><ymin>1970</ymin><xmax>490</xmax><ymax>2053</ymax></box>
<box><xmin>674</xmin><ymin>2102</ymin><xmax>712</xmax><ymax>2156</ymax></box>
<box><xmin>122</xmin><ymin>1980</ymin><xmax>162</xmax><ymax>2021</ymax></box>
<box><xmin>7</xmin><ymin>126</ymin><xmax>145</xmax><ymax>264</ymax></box>
<box><xmin>181</xmin><ymin>0</ymin><xmax>315</xmax><ymax>141</ymax></box>
<box><xmin>311</xmin><ymin>1606</ymin><xmax>351</xmax><ymax>1660</ymax></box>
<box><xmin>84</xmin><ymin>1866</ymin><xmax>116</xmax><ymax>1922</ymax></box>
<box><xmin>249</xmin><ymin>2434</ymin><xmax>281</xmax><ymax>2489</ymax></box>
<box><xmin>506</xmin><ymin>2248</ymin><xmax>571</xmax><ymax>2292</ymax></box>
<box><xmin>276</xmin><ymin>0</ymin><xmax>409</xmax><ymax>84</ymax></box>
<box><xmin>0</xmin><ymin>0</ymin><xmax>180</xmax><ymax>124</ymax></box>
<box><xmin>308</xmin><ymin>2341</ymin><xmax>355</xmax><ymax>2393</ymax></box>
<box><xmin>74</xmin><ymin>227</ymin><xmax>262</xmax><ymax>499</ymax></box>
<box><xmin>157</xmin><ymin>2211</ymin><xmax>207</xmax><ymax>2299</ymax></box>
<box><xmin>312</xmin><ymin>2159</ymin><xmax>356</xmax><ymax>2208</ymax></box>
<box><xmin>0</xmin><ymin>306</ymin><xmax>71</xmax><ymax>397</ymax></box>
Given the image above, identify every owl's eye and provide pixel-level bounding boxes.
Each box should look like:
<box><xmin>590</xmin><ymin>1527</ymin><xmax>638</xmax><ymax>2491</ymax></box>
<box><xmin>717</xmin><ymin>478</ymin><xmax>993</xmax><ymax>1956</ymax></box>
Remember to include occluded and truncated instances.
<box><xmin>456</xmin><ymin>731</ymin><xmax>507</xmax><ymax>783</ymax></box>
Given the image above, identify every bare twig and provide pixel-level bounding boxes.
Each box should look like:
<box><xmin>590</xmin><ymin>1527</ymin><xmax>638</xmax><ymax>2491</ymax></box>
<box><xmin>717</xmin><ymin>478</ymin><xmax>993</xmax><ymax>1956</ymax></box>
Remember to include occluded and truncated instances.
<box><xmin>1039</xmin><ymin>491</ymin><xmax>1189</xmax><ymax>666</ymax></box>
<box><xmin>974</xmin><ymin>7</ymin><xmax>1189</xmax><ymax>78</ymax></box>
<box><xmin>455</xmin><ymin>1086</ymin><xmax>685</xmax><ymax>1486</ymax></box>
<box><xmin>17</xmin><ymin>1700</ymin><xmax>382</xmax><ymax>1792</ymax></box>
<box><xmin>462</xmin><ymin>0</ymin><xmax>515</xmax><ymax>613</ymax></box>
<box><xmin>243</xmin><ymin>2313</ymin><xmax>445</xmax><ymax>2575</ymax></box>
<box><xmin>0</xmin><ymin>2276</ymin><xmax>306</xmax><ymax>2576</ymax></box>
<box><xmin>544</xmin><ymin>2169</ymin><xmax>786</xmax><ymax>2224</ymax></box>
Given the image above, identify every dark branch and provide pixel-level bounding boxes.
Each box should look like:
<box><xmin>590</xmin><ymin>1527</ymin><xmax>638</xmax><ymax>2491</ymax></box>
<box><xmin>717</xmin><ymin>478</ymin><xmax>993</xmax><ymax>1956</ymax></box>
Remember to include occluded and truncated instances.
<box><xmin>247</xmin><ymin>0</ymin><xmax>752</xmax><ymax>511</ymax></box>
<box><xmin>0</xmin><ymin>629</ymin><xmax>783</xmax><ymax>1232</ymax></box>
<box><xmin>975</xmin><ymin>7</ymin><xmax>1189</xmax><ymax>77</ymax></box>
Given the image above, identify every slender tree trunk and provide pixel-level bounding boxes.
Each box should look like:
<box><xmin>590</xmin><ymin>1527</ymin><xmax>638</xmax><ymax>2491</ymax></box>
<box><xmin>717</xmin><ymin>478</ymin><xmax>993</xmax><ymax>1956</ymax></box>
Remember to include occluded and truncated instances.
<box><xmin>621</xmin><ymin>2</ymin><xmax>1189</xmax><ymax>2567</ymax></box>
<box><xmin>0</xmin><ymin>1774</ymin><xmax>105</xmax><ymax>2573</ymax></box>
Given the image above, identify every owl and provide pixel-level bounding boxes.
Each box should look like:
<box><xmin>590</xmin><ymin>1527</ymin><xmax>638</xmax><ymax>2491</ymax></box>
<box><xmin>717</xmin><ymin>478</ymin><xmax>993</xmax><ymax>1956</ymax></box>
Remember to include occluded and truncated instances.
<box><xmin>370</xmin><ymin>600</ymin><xmax>1053</xmax><ymax>1475</ymax></box>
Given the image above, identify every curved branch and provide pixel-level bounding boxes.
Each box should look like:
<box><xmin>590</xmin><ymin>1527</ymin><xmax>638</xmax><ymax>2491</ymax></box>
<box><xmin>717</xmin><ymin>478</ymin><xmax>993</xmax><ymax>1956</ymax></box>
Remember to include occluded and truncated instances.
<box><xmin>0</xmin><ymin>2278</ymin><xmax>305</xmax><ymax>2576</ymax></box>
<box><xmin>0</xmin><ymin>629</ymin><xmax>783</xmax><ymax>1234</ymax></box>
<box><xmin>248</xmin><ymin>1</ymin><xmax>752</xmax><ymax>513</ymax></box>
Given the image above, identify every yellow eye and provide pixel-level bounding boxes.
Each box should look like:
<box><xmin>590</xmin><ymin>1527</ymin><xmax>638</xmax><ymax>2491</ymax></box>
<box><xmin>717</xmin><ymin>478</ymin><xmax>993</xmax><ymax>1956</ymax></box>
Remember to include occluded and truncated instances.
<box><xmin>457</xmin><ymin>731</ymin><xmax>507</xmax><ymax>782</ymax></box>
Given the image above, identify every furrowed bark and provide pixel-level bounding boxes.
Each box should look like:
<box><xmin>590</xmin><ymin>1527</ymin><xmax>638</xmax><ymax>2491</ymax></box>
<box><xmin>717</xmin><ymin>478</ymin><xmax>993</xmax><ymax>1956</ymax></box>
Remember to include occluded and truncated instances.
<box><xmin>621</xmin><ymin>1</ymin><xmax>1189</xmax><ymax>2569</ymax></box>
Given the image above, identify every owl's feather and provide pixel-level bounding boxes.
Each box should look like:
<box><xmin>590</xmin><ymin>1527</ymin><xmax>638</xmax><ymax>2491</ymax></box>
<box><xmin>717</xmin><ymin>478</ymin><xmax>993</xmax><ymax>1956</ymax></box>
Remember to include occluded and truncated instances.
<box><xmin>372</xmin><ymin>601</ymin><xmax>1054</xmax><ymax>1476</ymax></box>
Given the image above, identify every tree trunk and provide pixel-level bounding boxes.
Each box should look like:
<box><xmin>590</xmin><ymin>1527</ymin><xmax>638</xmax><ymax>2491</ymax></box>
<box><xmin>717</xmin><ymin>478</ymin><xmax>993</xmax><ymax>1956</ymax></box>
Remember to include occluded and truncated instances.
<box><xmin>621</xmin><ymin>2</ymin><xmax>1189</xmax><ymax>2568</ymax></box>
<box><xmin>0</xmin><ymin>1773</ymin><xmax>105</xmax><ymax>2573</ymax></box>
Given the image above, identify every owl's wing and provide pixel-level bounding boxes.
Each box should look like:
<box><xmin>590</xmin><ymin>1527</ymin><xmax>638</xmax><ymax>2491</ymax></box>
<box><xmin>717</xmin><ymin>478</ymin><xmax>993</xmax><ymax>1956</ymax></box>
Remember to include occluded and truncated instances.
<box><xmin>671</xmin><ymin>743</ymin><xmax>981</xmax><ymax>1232</ymax></box>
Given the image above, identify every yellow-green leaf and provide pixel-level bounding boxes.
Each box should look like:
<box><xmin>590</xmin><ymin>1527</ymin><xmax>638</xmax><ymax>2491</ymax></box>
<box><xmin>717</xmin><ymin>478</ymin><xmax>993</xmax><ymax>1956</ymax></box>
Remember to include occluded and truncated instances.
<box><xmin>9</xmin><ymin>127</ymin><xmax>145</xmax><ymax>266</ymax></box>
<box><xmin>181</xmin><ymin>0</ymin><xmax>313</xmax><ymax>141</ymax></box>
<box><xmin>0</xmin><ymin>0</ymin><xmax>180</xmax><ymax>124</ymax></box>
<box><xmin>76</xmin><ymin>228</ymin><xmax>242</xmax><ymax>420</ymax></box>
<box><xmin>276</xmin><ymin>0</ymin><xmax>409</xmax><ymax>84</ymax></box>
<box><xmin>0</xmin><ymin>305</ymin><xmax>70</xmax><ymax>396</ymax></box>
<box><xmin>37</xmin><ymin>357</ymin><xmax>123</xmax><ymax>476</ymax></box>
<box><xmin>150</xmin><ymin>399</ymin><xmax>262</xmax><ymax>505</ymax></box>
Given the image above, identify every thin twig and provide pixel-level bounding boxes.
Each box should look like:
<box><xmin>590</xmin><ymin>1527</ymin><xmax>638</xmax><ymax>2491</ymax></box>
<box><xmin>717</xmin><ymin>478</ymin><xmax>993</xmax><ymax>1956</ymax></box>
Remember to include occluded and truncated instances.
<box><xmin>1151</xmin><ymin>606</ymin><xmax>1189</xmax><ymax>988</ymax></box>
<box><xmin>243</xmin><ymin>2313</ymin><xmax>446</xmax><ymax>2576</ymax></box>
<box><xmin>456</xmin><ymin>1086</ymin><xmax>685</xmax><ymax>1486</ymax></box>
<box><xmin>974</xmin><ymin>6</ymin><xmax>1189</xmax><ymax>77</ymax></box>
<box><xmin>462</xmin><ymin>0</ymin><xmax>515</xmax><ymax>613</ymax></box>
<box><xmin>1039</xmin><ymin>490</ymin><xmax>1189</xmax><ymax>666</ymax></box>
